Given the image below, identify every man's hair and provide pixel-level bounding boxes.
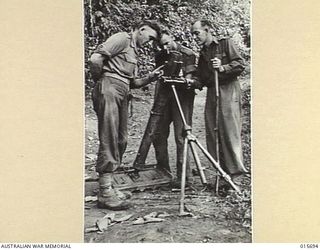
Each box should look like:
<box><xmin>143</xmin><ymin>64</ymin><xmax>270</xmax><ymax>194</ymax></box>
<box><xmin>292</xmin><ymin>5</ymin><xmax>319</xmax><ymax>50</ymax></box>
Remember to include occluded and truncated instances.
<box><xmin>135</xmin><ymin>20</ymin><xmax>162</xmax><ymax>39</ymax></box>
<box><xmin>192</xmin><ymin>19</ymin><xmax>212</xmax><ymax>29</ymax></box>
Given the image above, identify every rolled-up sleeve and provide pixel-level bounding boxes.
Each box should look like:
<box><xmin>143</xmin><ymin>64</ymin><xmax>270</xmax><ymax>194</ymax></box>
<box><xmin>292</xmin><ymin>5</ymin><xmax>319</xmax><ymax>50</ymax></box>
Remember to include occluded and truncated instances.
<box><xmin>95</xmin><ymin>32</ymin><xmax>129</xmax><ymax>58</ymax></box>
<box><xmin>89</xmin><ymin>32</ymin><xmax>130</xmax><ymax>81</ymax></box>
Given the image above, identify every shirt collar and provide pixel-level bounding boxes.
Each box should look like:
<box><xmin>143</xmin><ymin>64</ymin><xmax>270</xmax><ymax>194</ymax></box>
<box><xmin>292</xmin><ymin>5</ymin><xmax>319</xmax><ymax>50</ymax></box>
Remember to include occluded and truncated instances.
<box><xmin>203</xmin><ymin>36</ymin><xmax>218</xmax><ymax>49</ymax></box>
<box><xmin>206</xmin><ymin>37</ymin><xmax>219</xmax><ymax>47</ymax></box>
<box><xmin>200</xmin><ymin>38</ymin><xmax>219</xmax><ymax>57</ymax></box>
<box><xmin>212</xmin><ymin>36</ymin><xmax>219</xmax><ymax>45</ymax></box>
<box><xmin>201</xmin><ymin>37</ymin><xmax>218</xmax><ymax>54</ymax></box>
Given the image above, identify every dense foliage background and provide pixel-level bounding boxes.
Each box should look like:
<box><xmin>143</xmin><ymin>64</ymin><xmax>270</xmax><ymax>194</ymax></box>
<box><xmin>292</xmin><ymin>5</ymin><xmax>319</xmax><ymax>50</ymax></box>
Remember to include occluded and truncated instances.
<box><xmin>84</xmin><ymin>3</ymin><xmax>252</xmax><ymax>238</ymax></box>
<box><xmin>84</xmin><ymin>0</ymin><xmax>251</xmax><ymax>89</ymax></box>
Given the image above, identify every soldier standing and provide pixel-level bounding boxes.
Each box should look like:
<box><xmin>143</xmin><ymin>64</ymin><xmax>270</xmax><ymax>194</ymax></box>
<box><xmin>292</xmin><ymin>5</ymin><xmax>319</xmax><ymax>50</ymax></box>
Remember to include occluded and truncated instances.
<box><xmin>89</xmin><ymin>20</ymin><xmax>163</xmax><ymax>210</ymax></box>
<box><xmin>191</xmin><ymin>20</ymin><xmax>248</xmax><ymax>188</ymax></box>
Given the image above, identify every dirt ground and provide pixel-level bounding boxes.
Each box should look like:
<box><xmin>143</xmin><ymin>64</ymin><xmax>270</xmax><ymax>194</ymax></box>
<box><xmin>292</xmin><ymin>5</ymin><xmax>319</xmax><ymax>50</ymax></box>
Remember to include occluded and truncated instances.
<box><xmin>84</xmin><ymin>77</ymin><xmax>251</xmax><ymax>243</ymax></box>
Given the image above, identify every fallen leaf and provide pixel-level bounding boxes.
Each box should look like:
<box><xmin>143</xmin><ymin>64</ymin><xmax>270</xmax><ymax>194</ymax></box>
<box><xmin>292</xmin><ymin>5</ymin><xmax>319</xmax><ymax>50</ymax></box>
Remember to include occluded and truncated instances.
<box><xmin>84</xmin><ymin>196</ymin><xmax>98</xmax><ymax>202</ymax></box>
<box><xmin>132</xmin><ymin>213</ymin><xmax>165</xmax><ymax>225</ymax></box>
<box><xmin>85</xmin><ymin>226</ymin><xmax>98</xmax><ymax>233</ymax></box>
<box><xmin>113</xmin><ymin>214</ymin><xmax>133</xmax><ymax>222</ymax></box>
<box><xmin>95</xmin><ymin>213</ymin><xmax>116</xmax><ymax>232</ymax></box>
<box><xmin>146</xmin><ymin>217</ymin><xmax>164</xmax><ymax>222</ymax></box>
<box><xmin>103</xmin><ymin>213</ymin><xmax>115</xmax><ymax>221</ymax></box>
<box><xmin>96</xmin><ymin>217</ymin><xmax>110</xmax><ymax>232</ymax></box>
<box><xmin>158</xmin><ymin>212</ymin><xmax>172</xmax><ymax>218</ymax></box>
<box><xmin>132</xmin><ymin>217</ymin><xmax>145</xmax><ymax>225</ymax></box>
<box><xmin>144</xmin><ymin>212</ymin><xmax>158</xmax><ymax>218</ymax></box>
<box><xmin>178</xmin><ymin>212</ymin><xmax>194</xmax><ymax>217</ymax></box>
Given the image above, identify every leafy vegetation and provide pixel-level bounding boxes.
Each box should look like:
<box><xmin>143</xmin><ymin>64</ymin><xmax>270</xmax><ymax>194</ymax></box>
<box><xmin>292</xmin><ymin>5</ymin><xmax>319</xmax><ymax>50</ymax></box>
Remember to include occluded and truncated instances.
<box><xmin>84</xmin><ymin>0</ymin><xmax>251</xmax><ymax>89</ymax></box>
<box><xmin>84</xmin><ymin>2</ymin><xmax>252</xmax><ymax>241</ymax></box>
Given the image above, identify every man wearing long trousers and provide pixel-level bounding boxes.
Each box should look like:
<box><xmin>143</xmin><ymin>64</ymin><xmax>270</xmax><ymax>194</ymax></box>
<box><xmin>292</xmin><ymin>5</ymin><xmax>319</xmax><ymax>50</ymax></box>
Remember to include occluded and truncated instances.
<box><xmin>191</xmin><ymin>20</ymin><xmax>248</xmax><ymax>187</ymax></box>
<box><xmin>89</xmin><ymin>20</ymin><xmax>163</xmax><ymax>210</ymax></box>
<box><xmin>151</xmin><ymin>30</ymin><xmax>197</xmax><ymax>186</ymax></box>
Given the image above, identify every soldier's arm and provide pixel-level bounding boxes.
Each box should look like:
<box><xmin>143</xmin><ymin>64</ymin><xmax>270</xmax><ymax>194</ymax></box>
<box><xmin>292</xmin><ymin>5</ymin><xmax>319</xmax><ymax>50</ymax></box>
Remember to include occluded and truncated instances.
<box><xmin>88</xmin><ymin>33</ymin><xmax>129</xmax><ymax>82</ymax></box>
<box><xmin>88</xmin><ymin>53</ymin><xmax>105</xmax><ymax>82</ymax></box>
<box><xmin>130</xmin><ymin>75</ymin><xmax>153</xmax><ymax>89</ymax></box>
<box><xmin>130</xmin><ymin>65</ymin><xmax>164</xmax><ymax>89</ymax></box>
<box><xmin>220</xmin><ymin>39</ymin><xmax>245</xmax><ymax>77</ymax></box>
<box><xmin>183</xmin><ymin>51</ymin><xmax>204</xmax><ymax>89</ymax></box>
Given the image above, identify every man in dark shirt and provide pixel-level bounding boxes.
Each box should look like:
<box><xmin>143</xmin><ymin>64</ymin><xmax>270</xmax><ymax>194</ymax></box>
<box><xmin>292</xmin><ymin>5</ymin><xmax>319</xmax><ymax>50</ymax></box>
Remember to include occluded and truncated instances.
<box><xmin>150</xmin><ymin>30</ymin><xmax>197</xmax><ymax>185</ymax></box>
<box><xmin>191</xmin><ymin>20</ymin><xmax>248</xmax><ymax>187</ymax></box>
<box><xmin>88</xmin><ymin>20</ymin><xmax>163</xmax><ymax>210</ymax></box>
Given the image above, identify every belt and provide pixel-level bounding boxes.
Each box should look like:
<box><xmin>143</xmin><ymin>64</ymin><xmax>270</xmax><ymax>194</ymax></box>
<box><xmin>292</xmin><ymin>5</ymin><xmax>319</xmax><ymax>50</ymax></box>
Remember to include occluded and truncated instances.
<box><xmin>103</xmin><ymin>72</ymin><xmax>131</xmax><ymax>85</ymax></box>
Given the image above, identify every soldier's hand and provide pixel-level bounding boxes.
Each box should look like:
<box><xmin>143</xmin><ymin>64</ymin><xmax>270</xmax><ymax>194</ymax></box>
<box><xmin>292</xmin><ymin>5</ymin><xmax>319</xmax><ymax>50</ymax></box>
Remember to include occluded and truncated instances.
<box><xmin>211</xmin><ymin>57</ymin><xmax>225</xmax><ymax>72</ymax></box>
<box><xmin>186</xmin><ymin>78</ymin><xmax>203</xmax><ymax>90</ymax></box>
<box><xmin>149</xmin><ymin>65</ymin><xmax>164</xmax><ymax>81</ymax></box>
<box><xmin>211</xmin><ymin>57</ymin><xmax>222</xmax><ymax>69</ymax></box>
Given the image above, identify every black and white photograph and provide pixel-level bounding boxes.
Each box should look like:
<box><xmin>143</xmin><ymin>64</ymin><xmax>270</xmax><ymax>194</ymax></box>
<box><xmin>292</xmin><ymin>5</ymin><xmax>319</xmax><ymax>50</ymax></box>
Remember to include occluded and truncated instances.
<box><xmin>3</xmin><ymin>0</ymin><xmax>320</xmax><ymax>244</ymax></box>
<box><xmin>84</xmin><ymin>0</ymin><xmax>251</xmax><ymax>243</ymax></box>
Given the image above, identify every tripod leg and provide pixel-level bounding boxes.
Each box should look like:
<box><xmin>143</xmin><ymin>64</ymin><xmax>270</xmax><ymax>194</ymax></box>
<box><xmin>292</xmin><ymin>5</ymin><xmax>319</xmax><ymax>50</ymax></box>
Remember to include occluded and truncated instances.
<box><xmin>179</xmin><ymin>137</ymin><xmax>188</xmax><ymax>215</ymax></box>
<box><xmin>214</xmin><ymin>69</ymin><xmax>220</xmax><ymax>194</ymax></box>
<box><xmin>189</xmin><ymin>141</ymin><xmax>207</xmax><ymax>185</ymax></box>
<box><xmin>194</xmin><ymin>138</ymin><xmax>241</xmax><ymax>193</ymax></box>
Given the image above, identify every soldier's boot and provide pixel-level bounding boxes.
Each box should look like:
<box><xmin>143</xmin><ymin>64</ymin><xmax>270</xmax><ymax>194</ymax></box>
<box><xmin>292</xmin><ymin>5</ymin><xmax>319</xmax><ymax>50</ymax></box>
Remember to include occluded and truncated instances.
<box><xmin>97</xmin><ymin>173</ymin><xmax>132</xmax><ymax>210</ymax></box>
<box><xmin>114</xmin><ymin>164</ymin><xmax>132</xmax><ymax>199</ymax></box>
